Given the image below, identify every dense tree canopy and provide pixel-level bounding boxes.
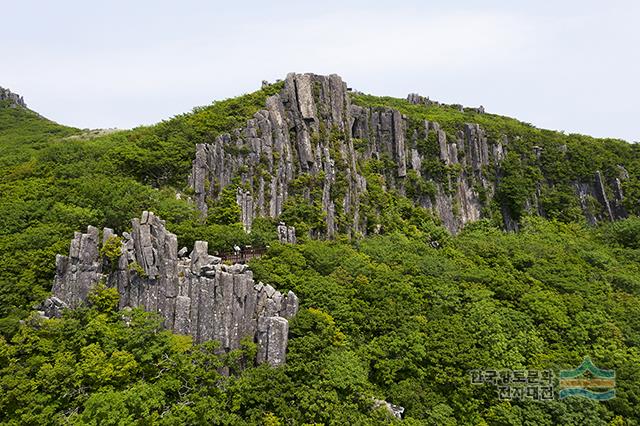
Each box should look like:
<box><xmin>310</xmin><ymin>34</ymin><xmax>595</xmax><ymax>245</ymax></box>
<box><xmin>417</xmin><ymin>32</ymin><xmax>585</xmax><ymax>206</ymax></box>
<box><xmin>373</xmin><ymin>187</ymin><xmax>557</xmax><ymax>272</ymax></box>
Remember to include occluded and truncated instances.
<box><xmin>3</xmin><ymin>218</ymin><xmax>640</xmax><ymax>424</ymax></box>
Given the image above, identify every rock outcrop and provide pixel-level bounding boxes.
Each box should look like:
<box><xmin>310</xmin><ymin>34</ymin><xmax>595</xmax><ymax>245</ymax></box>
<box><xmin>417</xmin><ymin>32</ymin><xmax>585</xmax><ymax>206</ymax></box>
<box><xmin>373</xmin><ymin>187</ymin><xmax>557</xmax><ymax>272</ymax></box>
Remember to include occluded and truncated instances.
<box><xmin>574</xmin><ymin>170</ymin><xmax>628</xmax><ymax>225</ymax></box>
<box><xmin>189</xmin><ymin>73</ymin><xmax>629</xmax><ymax>235</ymax></box>
<box><xmin>277</xmin><ymin>223</ymin><xmax>297</xmax><ymax>244</ymax></box>
<box><xmin>407</xmin><ymin>92</ymin><xmax>484</xmax><ymax>113</ymax></box>
<box><xmin>49</xmin><ymin>211</ymin><xmax>298</xmax><ymax>366</ymax></box>
<box><xmin>189</xmin><ymin>73</ymin><xmax>362</xmax><ymax>235</ymax></box>
<box><xmin>0</xmin><ymin>87</ymin><xmax>26</xmax><ymax>108</ymax></box>
<box><xmin>373</xmin><ymin>399</ymin><xmax>405</xmax><ymax>419</ymax></box>
<box><xmin>189</xmin><ymin>73</ymin><xmax>506</xmax><ymax>233</ymax></box>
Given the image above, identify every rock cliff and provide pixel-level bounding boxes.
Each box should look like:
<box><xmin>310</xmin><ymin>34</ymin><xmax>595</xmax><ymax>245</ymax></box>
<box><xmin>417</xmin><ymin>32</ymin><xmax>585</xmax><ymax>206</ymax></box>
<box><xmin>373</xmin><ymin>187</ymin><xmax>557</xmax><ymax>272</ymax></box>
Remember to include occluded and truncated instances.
<box><xmin>189</xmin><ymin>73</ymin><xmax>628</xmax><ymax>234</ymax></box>
<box><xmin>0</xmin><ymin>87</ymin><xmax>26</xmax><ymax>108</ymax></box>
<box><xmin>48</xmin><ymin>211</ymin><xmax>298</xmax><ymax>366</ymax></box>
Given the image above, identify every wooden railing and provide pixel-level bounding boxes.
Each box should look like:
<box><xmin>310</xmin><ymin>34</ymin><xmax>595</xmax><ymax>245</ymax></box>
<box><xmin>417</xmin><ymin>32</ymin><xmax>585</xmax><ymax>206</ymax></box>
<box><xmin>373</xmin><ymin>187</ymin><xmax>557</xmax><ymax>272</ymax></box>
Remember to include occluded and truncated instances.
<box><xmin>217</xmin><ymin>247</ymin><xmax>268</xmax><ymax>264</ymax></box>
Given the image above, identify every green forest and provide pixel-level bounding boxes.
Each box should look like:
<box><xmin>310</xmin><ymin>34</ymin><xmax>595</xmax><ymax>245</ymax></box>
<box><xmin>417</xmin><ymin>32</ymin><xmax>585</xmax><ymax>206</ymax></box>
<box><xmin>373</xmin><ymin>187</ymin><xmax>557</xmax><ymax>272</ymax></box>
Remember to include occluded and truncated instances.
<box><xmin>1</xmin><ymin>86</ymin><xmax>640</xmax><ymax>425</ymax></box>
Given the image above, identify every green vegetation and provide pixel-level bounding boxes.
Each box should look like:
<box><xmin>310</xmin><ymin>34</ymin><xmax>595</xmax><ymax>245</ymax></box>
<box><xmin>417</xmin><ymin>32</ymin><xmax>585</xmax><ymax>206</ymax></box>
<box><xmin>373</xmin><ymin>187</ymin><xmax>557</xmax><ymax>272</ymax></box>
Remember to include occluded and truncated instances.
<box><xmin>249</xmin><ymin>218</ymin><xmax>640</xmax><ymax>424</ymax></box>
<box><xmin>3</xmin><ymin>218</ymin><xmax>640</xmax><ymax>424</ymax></box>
<box><xmin>100</xmin><ymin>236</ymin><xmax>123</xmax><ymax>264</ymax></box>
<box><xmin>0</xmin><ymin>83</ymin><xmax>283</xmax><ymax>330</ymax></box>
<box><xmin>207</xmin><ymin>183</ymin><xmax>243</xmax><ymax>226</ymax></box>
<box><xmin>352</xmin><ymin>93</ymin><xmax>640</xmax><ymax>221</ymax></box>
<box><xmin>1</xmin><ymin>86</ymin><xmax>640</xmax><ymax>424</ymax></box>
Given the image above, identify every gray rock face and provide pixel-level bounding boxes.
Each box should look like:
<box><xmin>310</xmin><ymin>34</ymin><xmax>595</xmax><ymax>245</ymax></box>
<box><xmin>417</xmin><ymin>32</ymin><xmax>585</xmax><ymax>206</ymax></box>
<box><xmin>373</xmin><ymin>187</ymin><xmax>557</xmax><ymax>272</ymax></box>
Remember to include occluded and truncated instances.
<box><xmin>40</xmin><ymin>296</ymin><xmax>67</xmax><ymax>318</ymax></box>
<box><xmin>594</xmin><ymin>170</ymin><xmax>614</xmax><ymax>221</ymax></box>
<box><xmin>236</xmin><ymin>188</ymin><xmax>254</xmax><ymax>232</ymax></box>
<box><xmin>191</xmin><ymin>73</ymin><xmax>364</xmax><ymax>236</ymax></box>
<box><xmin>351</xmin><ymin>109</ymin><xmax>496</xmax><ymax>232</ymax></box>
<box><xmin>0</xmin><ymin>87</ymin><xmax>26</xmax><ymax>108</ymax></box>
<box><xmin>52</xmin><ymin>226</ymin><xmax>102</xmax><ymax>308</ymax></box>
<box><xmin>256</xmin><ymin>316</ymin><xmax>289</xmax><ymax>366</ymax></box>
<box><xmin>48</xmin><ymin>211</ymin><xmax>298</xmax><ymax>367</ymax></box>
<box><xmin>407</xmin><ymin>92</ymin><xmax>484</xmax><ymax>113</ymax></box>
<box><xmin>373</xmin><ymin>399</ymin><xmax>405</xmax><ymax>419</ymax></box>
<box><xmin>188</xmin><ymin>73</ymin><xmax>498</xmax><ymax>234</ymax></box>
<box><xmin>277</xmin><ymin>223</ymin><xmax>296</xmax><ymax>244</ymax></box>
<box><xmin>574</xmin><ymin>170</ymin><xmax>628</xmax><ymax>225</ymax></box>
<box><xmin>189</xmin><ymin>73</ymin><xmax>629</xmax><ymax>234</ymax></box>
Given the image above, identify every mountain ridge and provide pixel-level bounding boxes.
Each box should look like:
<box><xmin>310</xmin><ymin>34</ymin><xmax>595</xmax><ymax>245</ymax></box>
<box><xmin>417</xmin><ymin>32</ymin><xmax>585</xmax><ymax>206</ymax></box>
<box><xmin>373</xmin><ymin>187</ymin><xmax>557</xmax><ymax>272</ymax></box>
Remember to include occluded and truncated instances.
<box><xmin>186</xmin><ymin>72</ymin><xmax>637</xmax><ymax>236</ymax></box>
<box><xmin>2</xmin><ymin>73</ymin><xmax>637</xmax><ymax>237</ymax></box>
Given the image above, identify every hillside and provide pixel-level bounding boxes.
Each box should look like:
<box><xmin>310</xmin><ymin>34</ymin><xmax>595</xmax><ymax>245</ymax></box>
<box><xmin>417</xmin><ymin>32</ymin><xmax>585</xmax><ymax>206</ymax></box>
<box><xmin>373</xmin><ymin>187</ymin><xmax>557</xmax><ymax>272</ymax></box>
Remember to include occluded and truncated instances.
<box><xmin>1</xmin><ymin>76</ymin><xmax>639</xmax><ymax>424</ymax></box>
<box><xmin>188</xmin><ymin>74</ymin><xmax>638</xmax><ymax>237</ymax></box>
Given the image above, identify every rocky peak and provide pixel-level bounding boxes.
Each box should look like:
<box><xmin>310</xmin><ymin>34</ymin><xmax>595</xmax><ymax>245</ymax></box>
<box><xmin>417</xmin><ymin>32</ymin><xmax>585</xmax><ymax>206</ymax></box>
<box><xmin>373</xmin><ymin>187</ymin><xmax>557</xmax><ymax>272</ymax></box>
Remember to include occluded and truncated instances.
<box><xmin>190</xmin><ymin>72</ymin><xmax>498</xmax><ymax>234</ymax></box>
<box><xmin>0</xmin><ymin>87</ymin><xmax>26</xmax><ymax>108</ymax></box>
<box><xmin>189</xmin><ymin>72</ymin><xmax>629</xmax><ymax>236</ymax></box>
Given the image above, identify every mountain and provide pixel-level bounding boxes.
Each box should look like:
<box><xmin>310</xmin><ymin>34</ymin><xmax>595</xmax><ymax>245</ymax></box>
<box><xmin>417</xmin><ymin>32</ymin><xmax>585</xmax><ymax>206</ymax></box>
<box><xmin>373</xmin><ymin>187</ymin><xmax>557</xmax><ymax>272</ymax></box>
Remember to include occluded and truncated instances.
<box><xmin>1</xmin><ymin>77</ymin><xmax>640</xmax><ymax>424</ymax></box>
<box><xmin>187</xmin><ymin>74</ymin><xmax>637</xmax><ymax>238</ymax></box>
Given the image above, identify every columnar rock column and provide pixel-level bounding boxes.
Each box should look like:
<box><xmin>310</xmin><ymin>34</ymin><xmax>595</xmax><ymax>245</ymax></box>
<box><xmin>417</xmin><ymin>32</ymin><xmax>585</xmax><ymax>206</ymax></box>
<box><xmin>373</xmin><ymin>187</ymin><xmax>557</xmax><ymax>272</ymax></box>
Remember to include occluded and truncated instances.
<box><xmin>277</xmin><ymin>223</ymin><xmax>297</xmax><ymax>244</ymax></box>
<box><xmin>189</xmin><ymin>73</ymin><xmax>629</xmax><ymax>234</ymax></box>
<box><xmin>48</xmin><ymin>211</ymin><xmax>299</xmax><ymax>367</ymax></box>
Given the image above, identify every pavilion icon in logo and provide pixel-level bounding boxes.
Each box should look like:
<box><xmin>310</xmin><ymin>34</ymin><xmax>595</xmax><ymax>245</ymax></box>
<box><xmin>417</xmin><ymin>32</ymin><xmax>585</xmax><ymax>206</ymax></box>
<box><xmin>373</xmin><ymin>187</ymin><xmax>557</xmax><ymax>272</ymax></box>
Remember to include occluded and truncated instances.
<box><xmin>559</xmin><ymin>357</ymin><xmax>615</xmax><ymax>401</ymax></box>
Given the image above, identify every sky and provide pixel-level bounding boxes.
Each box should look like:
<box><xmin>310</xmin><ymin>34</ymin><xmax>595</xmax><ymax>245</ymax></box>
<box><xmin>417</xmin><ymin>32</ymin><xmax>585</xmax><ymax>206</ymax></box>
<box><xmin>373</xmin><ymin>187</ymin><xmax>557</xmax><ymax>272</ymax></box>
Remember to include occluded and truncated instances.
<box><xmin>3</xmin><ymin>0</ymin><xmax>639</xmax><ymax>142</ymax></box>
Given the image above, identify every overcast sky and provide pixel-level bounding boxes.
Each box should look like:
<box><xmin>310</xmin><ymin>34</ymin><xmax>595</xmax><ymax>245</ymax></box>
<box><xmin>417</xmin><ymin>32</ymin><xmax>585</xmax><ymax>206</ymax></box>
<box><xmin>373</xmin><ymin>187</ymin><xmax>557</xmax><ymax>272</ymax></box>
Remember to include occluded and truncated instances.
<box><xmin>3</xmin><ymin>0</ymin><xmax>638</xmax><ymax>141</ymax></box>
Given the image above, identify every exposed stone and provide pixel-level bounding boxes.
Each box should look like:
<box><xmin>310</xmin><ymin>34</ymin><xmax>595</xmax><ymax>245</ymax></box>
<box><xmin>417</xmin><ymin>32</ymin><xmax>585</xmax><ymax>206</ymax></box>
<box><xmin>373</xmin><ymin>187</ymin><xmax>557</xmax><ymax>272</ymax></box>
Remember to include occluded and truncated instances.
<box><xmin>190</xmin><ymin>73</ymin><xmax>362</xmax><ymax>236</ymax></box>
<box><xmin>407</xmin><ymin>93</ymin><xmax>429</xmax><ymax>105</ymax></box>
<box><xmin>618</xmin><ymin>165</ymin><xmax>630</xmax><ymax>180</ymax></box>
<box><xmin>532</xmin><ymin>145</ymin><xmax>543</xmax><ymax>160</ymax></box>
<box><xmin>594</xmin><ymin>171</ymin><xmax>614</xmax><ymax>221</ymax></box>
<box><xmin>611</xmin><ymin>177</ymin><xmax>628</xmax><ymax>219</ymax></box>
<box><xmin>39</xmin><ymin>296</ymin><xmax>68</xmax><ymax>318</ymax></box>
<box><xmin>0</xmin><ymin>87</ymin><xmax>26</xmax><ymax>108</ymax></box>
<box><xmin>189</xmin><ymin>73</ymin><xmax>630</xmax><ymax>235</ymax></box>
<box><xmin>294</xmin><ymin>73</ymin><xmax>317</xmax><ymax>121</ymax></box>
<box><xmin>50</xmin><ymin>212</ymin><xmax>299</xmax><ymax>366</ymax></box>
<box><xmin>373</xmin><ymin>399</ymin><xmax>405</xmax><ymax>419</ymax></box>
<box><xmin>188</xmin><ymin>73</ymin><xmax>499</xmax><ymax>234</ymax></box>
<box><xmin>256</xmin><ymin>316</ymin><xmax>289</xmax><ymax>366</ymax></box>
<box><xmin>236</xmin><ymin>188</ymin><xmax>254</xmax><ymax>232</ymax></box>
<box><xmin>392</xmin><ymin>111</ymin><xmax>407</xmax><ymax>177</ymax></box>
<box><xmin>407</xmin><ymin>93</ymin><xmax>439</xmax><ymax>107</ymax></box>
<box><xmin>575</xmin><ymin>182</ymin><xmax>598</xmax><ymax>225</ymax></box>
<box><xmin>277</xmin><ymin>222</ymin><xmax>297</xmax><ymax>244</ymax></box>
<box><xmin>573</xmin><ymin>170</ymin><xmax>628</xmax><ymax>224</ymax></box>
<box><xmin>281</xmin><ymin>290</ymin><xmax>299</xmax><ymax>319</ymax></box>
<box><xmin>463</xmin><ymin>123</ymin><xmax>489</xmax><ymax>175</ymax></box>
<box><xmin>190</xmin><ymin>144</ymin><xmax>209</xmax><ymax>217</ymax></box>
<box><xmin>51</xmin><ymin>226</ymin><xmax>102</xmax><ymax>308</ymax></box>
